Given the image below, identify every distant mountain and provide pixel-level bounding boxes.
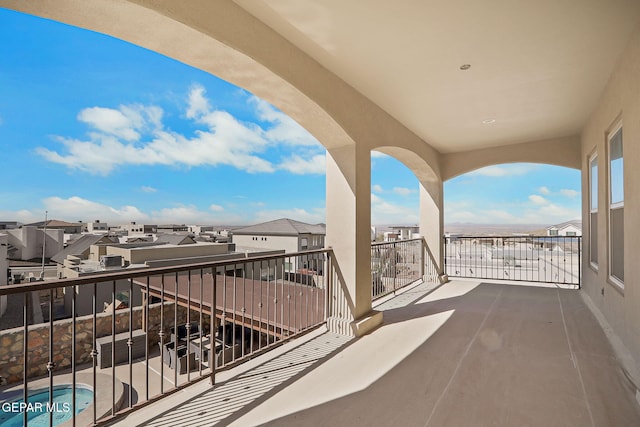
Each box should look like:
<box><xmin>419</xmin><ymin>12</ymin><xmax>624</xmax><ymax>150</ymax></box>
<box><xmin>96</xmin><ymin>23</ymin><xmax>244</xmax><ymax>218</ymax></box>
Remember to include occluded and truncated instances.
<box><xmin>444</xmin><ymin>223</ymin><xmax>550</xmax><ymax>235</ymax></box>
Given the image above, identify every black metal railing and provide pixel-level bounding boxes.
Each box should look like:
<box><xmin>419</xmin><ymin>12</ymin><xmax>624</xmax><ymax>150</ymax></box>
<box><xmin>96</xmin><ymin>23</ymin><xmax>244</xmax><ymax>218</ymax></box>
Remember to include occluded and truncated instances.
<box><xmin>371</xmin><ymin>238</ymin><xmax>441</xmax><ymax>301</ymax></box>
<box><xmin>0</xmin><ymin>249</ymin><xmax>332</xmax><ymax>426</ymax></box>
<box><xmin>444</xmin><ymin>235</ymin><xmax>581</xmax><ymax>287</ymax></box>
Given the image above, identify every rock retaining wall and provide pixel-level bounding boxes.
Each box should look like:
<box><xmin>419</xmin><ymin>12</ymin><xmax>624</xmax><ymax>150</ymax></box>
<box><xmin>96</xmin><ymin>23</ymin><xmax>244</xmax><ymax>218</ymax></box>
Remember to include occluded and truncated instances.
<box><xmin>0</xmin><ymin>303</ymin><xmax>211</xmax><ymax>385</ymax></box>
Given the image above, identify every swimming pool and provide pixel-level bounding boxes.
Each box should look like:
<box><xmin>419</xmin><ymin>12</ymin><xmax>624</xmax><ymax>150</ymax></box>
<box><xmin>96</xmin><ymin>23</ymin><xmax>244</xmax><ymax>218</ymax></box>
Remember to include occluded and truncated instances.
<box><xmin>0</xmin><ymin>385</ymin><xmax>93</xmax><ymax>427</ymax></box>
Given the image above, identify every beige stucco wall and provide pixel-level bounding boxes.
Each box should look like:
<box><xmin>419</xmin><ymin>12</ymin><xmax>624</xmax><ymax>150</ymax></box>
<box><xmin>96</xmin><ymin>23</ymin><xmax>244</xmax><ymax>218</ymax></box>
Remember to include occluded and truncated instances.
<box><xmin>580</xmin><ymin>25</ymin><xmax>640</xmax><ymax>373</ymax></box>
<box><xmin>233</xmin><ymin>235</ymin><xmax>300</xmax><ymax>254</ymax></box>
<box><xmin>106</xmin><ymin>243</ymin><xmax>229</xmax><ymax>265</ymax></box>
<box><xmin>6</xmin><ymin>226</ymin><xmax>63</xmax><ymax>261</ymax></box>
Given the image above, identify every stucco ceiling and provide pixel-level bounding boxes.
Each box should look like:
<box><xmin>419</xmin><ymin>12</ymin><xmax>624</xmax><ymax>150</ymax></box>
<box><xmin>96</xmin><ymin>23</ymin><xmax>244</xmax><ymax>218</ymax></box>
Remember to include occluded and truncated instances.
<box><xmin>234</xmin><ymin>0</ymin><xmax>640</xmax><ymax>153</ymax></box>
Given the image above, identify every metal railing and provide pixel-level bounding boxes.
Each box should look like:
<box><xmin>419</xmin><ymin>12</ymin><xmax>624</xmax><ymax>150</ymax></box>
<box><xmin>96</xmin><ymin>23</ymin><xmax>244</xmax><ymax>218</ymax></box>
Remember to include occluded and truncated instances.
<box><xmin>0</xmin><ymin>249</ymin><xmax>332</xmax><ymax>426</ymax></box>
<box><xmin>444</xmin><ymin>235</ymin><xmax>581</xmax><ymax>287</ymax></box>
<box><xmin>371</xmin><ymin>238</ymin><xmax>441</xmax><ymax>301</ymax></box>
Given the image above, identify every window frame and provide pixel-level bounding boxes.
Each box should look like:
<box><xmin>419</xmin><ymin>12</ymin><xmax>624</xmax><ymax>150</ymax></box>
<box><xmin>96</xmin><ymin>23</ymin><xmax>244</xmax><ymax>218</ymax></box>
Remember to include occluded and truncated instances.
<box><xmin>588</xmin><ymin>151</ymin><xmax>598</xmax><ymax>271</ymax></box>
<box><xmin>607</xmin><ymin>120</ymin><xmax>624</xmax><ymax>289</ymax></box>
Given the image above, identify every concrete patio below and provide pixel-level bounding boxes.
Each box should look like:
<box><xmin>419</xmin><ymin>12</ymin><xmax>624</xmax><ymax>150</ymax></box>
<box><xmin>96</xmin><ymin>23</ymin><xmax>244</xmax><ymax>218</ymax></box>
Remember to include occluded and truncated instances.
<box><xmin>115</xmin><ymin>279</ymin><xmax>640</xmax><ymax>426</ymax></box>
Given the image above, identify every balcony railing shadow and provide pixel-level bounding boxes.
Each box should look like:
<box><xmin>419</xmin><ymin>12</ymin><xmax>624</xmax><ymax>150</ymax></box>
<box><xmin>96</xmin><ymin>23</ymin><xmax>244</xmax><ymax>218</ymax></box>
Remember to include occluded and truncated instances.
<box><xmin>0</xmin><ymin>238</ymin><xmax>442</xmax><ymax>425</ymax></box>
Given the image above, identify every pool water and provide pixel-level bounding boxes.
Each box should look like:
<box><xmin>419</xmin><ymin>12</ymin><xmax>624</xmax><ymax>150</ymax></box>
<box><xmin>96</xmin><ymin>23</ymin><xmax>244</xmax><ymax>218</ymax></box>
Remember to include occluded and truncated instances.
<box><xmin>0</xmin><ymin>386</ymin><xmax>93</xmax><ymax>427</ymax></box>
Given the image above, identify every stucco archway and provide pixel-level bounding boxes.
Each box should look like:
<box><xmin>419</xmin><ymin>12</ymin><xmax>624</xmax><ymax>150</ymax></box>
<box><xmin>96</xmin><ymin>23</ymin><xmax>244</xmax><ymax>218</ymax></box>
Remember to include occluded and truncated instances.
<box><xmin>373</xmin><ymin>146</ymin><xmax>444</xmax><ymax>275</ymax></box>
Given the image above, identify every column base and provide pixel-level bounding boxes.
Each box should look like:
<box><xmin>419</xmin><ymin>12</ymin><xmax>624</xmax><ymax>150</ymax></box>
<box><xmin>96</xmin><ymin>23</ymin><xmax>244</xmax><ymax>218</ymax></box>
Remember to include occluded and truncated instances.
<box><xmin>327</xmin><ymin>310</ymin><xmax>383</xmax><ymax>337</ymax></box>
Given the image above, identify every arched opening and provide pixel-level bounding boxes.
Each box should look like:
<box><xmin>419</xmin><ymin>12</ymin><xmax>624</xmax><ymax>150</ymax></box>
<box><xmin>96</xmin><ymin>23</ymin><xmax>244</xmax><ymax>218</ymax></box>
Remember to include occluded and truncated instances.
<box><xmin>444</xmin><ymin>163</ymin><xmax>581</xmax><ymax>286</ymax></box>
<box><xmin>1</xmin><ymin>8</ymin><xmax>328</xmax><ymax>226</ymax></box>
<box><xmin>369</xmin><ymin>147</ymin><xmax>443</xmax><ymax>299</ymax></box>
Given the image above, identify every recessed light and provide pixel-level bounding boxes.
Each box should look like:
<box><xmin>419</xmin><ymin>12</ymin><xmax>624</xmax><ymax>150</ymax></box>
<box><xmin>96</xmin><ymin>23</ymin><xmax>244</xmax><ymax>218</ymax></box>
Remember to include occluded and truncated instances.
<box><xmin>482</xmin><ymin>119</ymin><xmax>496</xmax><ymax>124</ymax></box>
<box><xmin>459</xmin><ymin>64</ymin><xmax>471</xmax><ymax>70</ymax></box>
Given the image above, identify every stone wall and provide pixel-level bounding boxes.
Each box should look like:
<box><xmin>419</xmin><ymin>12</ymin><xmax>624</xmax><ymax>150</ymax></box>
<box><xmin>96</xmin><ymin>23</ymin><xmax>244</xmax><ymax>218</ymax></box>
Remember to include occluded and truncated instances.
<box><xmin>0</xmin><ymin>303</ymin><xmax>211</xmax><ymax>385</ymax></box>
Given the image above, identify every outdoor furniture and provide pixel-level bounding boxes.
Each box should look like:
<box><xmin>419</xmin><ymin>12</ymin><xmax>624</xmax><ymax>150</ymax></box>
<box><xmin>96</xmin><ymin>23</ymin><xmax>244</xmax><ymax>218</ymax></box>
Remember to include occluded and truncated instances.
<box><xmin>207</xmin><ymin>341</ymin><xmax>241</xmax><ymax>368</ymax></box>
<box><xmin>170</xmin><ymin>345</ymin><xmax>196</xmax><ymax>374</ymax></box>
<box><xmin>96</xmin><ymin>329</ymin><xmax>146</xmax><ymax>368</ymax></box>
<box><xmin>189</xmin><ymin>335</ymin><xmax>211</xmax><ymax>364</ymax></box>
<box><xmin>160</xmin><ymin>341</ymin><xmax>176</xmax><ymax>367</ymax></box>
<box><xmin>170</xmin><ymin>322</ymin><xmax>201</xmax><ymax>343</ymax></box>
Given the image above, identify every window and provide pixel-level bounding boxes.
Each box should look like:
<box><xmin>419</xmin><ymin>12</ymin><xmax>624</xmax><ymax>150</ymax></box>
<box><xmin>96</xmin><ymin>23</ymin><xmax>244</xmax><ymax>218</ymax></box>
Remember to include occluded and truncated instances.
<box><xmin>608</xmin><ymin>124</ymin><xmax>624</xmax><ymax>286</ymax></box>
<box><xmin>566</xmin><ymin>231</ymin><xmax>576</xmax><ymax>237</ymax></box>
<box><xmin>549</xmin><ymin>229</ymin><xmax>558</xmax><ymax>236</ymax></box>
<box><xmin>301</xmin><ymin>237</ymin><xmax>308</xmax><ymax>250</ymax></box>
<box><xmin>589</xmin><ymin>153</ymin><xmax>598</xmax><ymax>268</ymax></box>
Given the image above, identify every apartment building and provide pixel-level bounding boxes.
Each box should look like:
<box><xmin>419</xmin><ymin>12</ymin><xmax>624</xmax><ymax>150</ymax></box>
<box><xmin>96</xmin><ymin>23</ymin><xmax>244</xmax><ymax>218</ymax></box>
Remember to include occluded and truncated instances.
<box><xmin>546</xmin><ymin>220</ymin><xmax>582</xmax><ymax>237</ymax></box>
<box><xmin>232</xmin><ymin>218</ymin><xmax>325</xmax><ymax>273</ymax></box>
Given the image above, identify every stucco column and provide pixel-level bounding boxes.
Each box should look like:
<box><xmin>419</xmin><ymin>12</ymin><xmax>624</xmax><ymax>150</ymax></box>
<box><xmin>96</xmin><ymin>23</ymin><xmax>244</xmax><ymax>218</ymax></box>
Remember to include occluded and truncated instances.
<box><xmin>325</xmin><ymin>145</ymin><xmax>383</xmax><ymax>336</ymax></box>
<box><xmin>419</xmin><ymin>179</ymin><xmax>447</xmax><ymax>281</ymax></box>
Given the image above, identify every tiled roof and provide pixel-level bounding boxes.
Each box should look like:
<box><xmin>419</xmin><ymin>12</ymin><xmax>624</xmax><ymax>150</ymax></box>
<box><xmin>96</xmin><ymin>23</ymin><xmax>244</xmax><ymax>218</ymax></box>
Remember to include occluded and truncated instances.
<box><xmin>232</xmin><ymin>218</ymin><xmax>325</xmax><ymax>236</ymax></box>
<box><xmin>155</xmin><ymin>234</ymin><xmax>196</xmax><ymax>245</ymax></box>
<box><xmin>546</xmin><ymin>219</ymin><xmax>582</xmax><ymax>230</ymax></box>
<box><xmin>51</xmin><ymin>234</ymin><xmax>119</xmax><ymax>264</ymax></box>
<box><xmin>24</xmin><ymin>219</ymin><xmax>82</xmax><ymax>228</ymax></box>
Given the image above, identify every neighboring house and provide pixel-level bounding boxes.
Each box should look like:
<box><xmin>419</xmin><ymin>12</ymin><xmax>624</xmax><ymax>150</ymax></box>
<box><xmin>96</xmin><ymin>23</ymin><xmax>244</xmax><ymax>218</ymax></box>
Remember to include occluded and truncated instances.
<box><xmin>24</xmin><ymin>219</ymin><xmax>83</xmax><ymax>234</ymax></box>
<box><xmin>0</xmin><ymin>222</ymin><xmax>19</xmax><ymax>230</ymax></box>
<box><xmin>51</xmin><ymin>234</ymin><xmax>120</xmax><ymax>269</ymax></box>
<box><xmin>546</xmin><ymin>220</ymin><xmax>582</xmax><ymax>237</ymax></box>
<box><xmin>119</xmin><ymin>222</ymin><xmax>158</xmax><ymax>235</ymax></box>
<box><xmin>232</xmin><ymin>218</ymin><xmax>325</xmax><ymax>273</ymax></box>
<box><xmin>85</xmin><ymin>220</ymin><xmax>108</xmax><ymax>233</ymax></box>
<box><xmin>155</xmin><ymin>234</ymin><xmax>197</xmax><ymax>245</ymax></box>
<box><xmin>5</xmin><ymin>226</ymin><xmax>64</xmax><ymax>261</ymax></box>
<box><xmin>383</xmin><ymin>225</ymin><xmax>420</xmax><ymax>242</ymax></box>
<box><xmin>56</xmin><ymin>239</ymin><xmax>279</xmax><ymax>317</ymax></box>
<box><xmin>157</xmin><ymin>224</ymin><xmax>189</xmax><ymax>233</ymax></box>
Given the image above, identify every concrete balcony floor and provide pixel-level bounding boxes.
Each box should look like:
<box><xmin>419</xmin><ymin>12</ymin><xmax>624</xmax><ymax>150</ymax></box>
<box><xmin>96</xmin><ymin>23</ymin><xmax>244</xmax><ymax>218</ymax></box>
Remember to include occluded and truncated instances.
<box><xmin>116</xmin><ymin>279</ymin><xmax>640</xmax><ymax>426</ymax></box>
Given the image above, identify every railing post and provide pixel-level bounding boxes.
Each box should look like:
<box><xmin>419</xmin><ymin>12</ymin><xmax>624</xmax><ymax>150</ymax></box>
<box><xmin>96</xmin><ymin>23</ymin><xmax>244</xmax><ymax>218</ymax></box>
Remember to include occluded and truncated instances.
<box><xmin>393</xmin><ymin>241</ymin><xmax>397</xmax><ymax>292</ymax></box>
<box><xmin>210</xmin><ymin>272</ymin><xmax>216</xmax><ymax>386</ymax></box>
<box><xmin>420</xmin><ymin>238</ymin><xmax>426</xmax><ymax>280</ymax></box>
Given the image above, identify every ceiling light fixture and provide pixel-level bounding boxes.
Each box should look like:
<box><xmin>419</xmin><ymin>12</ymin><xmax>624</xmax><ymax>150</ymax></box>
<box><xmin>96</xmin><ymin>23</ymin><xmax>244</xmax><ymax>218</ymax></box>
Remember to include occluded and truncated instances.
<box><xmin>482</xmin><ymin>119</ymin><xmax>496</xmax><ymax>124</ymax></box>
<box><xmin>459</xmin><ymin>64</ymin><xmax>471</xmax><ymax>70</ymax></box>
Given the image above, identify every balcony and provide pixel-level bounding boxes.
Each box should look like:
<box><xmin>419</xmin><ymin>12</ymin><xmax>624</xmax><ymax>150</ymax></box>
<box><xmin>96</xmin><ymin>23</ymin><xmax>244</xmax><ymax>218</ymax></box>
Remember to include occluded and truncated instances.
<box><xmin>1</xmin><ymin>239</ymin><xmax>638</xmax><ymax>426</ymax></box>
<box><xmin>118</xmin><ymin>278</ymin><xmax>640</xmax><ymax>426</ymax></box>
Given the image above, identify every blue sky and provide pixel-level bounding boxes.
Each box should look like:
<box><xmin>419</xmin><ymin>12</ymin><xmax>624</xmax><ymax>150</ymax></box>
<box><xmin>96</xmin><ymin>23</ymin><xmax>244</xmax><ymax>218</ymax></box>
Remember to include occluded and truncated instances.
<box><xmin>0</xmin><ymin>9</ymin><xmax>580</xmax><ymax>226</ymax></box>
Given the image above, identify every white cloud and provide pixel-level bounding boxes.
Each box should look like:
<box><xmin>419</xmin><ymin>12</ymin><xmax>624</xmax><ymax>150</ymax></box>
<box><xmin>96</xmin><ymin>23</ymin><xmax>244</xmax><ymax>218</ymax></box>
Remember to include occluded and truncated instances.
<box><xmin>253</xmin><ymin>207</ymin><xmax>325</xmax><ymax>224</ymax></box>
<box><xmin>393</xmin><ymin>187</ymin><xmax>414</xmax><ymax>196</ymax></box>
<box><xmin>151</xmin><ymin>204</ymin><xmax>242</xmax><ymax>224</ymax></box>
<box><xmin>528</xmin><ymin>195</ymin><xmax>548</xmax><ymax>205</ymax></box>
<box><xmin>278</xmin><ymin>154</ymin><xmax>325</xmax><ymax>174</ymax></box>
<box><xmin>560</xmin><ymin>189</ymin><xmax>579</xmax><ymax>198</ymax></box>
<box><xmin>37</xmin><ymin>85</ymin><xmax>325</xmax><ymax>176</ymax></box>
<box><xmin>185</xmin><ymin>85</ymin><xmax>211</xmax><ymax>120</ymax></box>
<box><xmin>141</xmin><ymin>186</ymin><xmax>157</xmax><ymax>193</ymax></box>
<box><xmin>372</xmin><ymin>184</ymin><xmax>384</xmax><ymax>193</ymax></box>
<box><xmin>43</xmin><ymin>196</ymin><xmax>149</xmax><ymax>223</ymax></box>
<box><xmin>538</xmin><ymin>186</ymin><xmax>550</xmax><ymax>195</ymax></box>
<box><xmin>151</xmin><ymin>205</ymin><xmax>211</xmax><ymax>223</ymax></box>
<box><xmin>469</xmin><ymin>164</ymin><xmax>536</xmax><ymax>177</ymax></box>
<box><xmin>1</xmin><ymin>196</ymin><xmax>249</xmax><ymax>225</ymax></box>
<box><xmin>445</xmin><ymin>196</ymin><xmax>579</xmax><ymax>225</ymax></box>
<box><xmin>371</xmin><ymin>193</ymin><xmax>418</xmax><ymax>224</ymax></box>
<box><xmin>37</xmin><ymin>111</ymin><xmax>274</xmax><ymax>175</ymax></box>
<box><xmin>250</xmin><ymin>97</ymin><xmax>320</xmax><ymax>147</ymax></box>
<box><xmin>77</xmin><ymin>104</ymin><xmax>162</xmax><ymax>142</ymax></box>
<box><xmin>0</xmin><ymin>208</ymin><xmax>41</xmax><ymax>223</ymax></box>
<box><xmin>446</xmin><ymin>210</ymin><xmax>478</xmax><ymax>223</ymax></box>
